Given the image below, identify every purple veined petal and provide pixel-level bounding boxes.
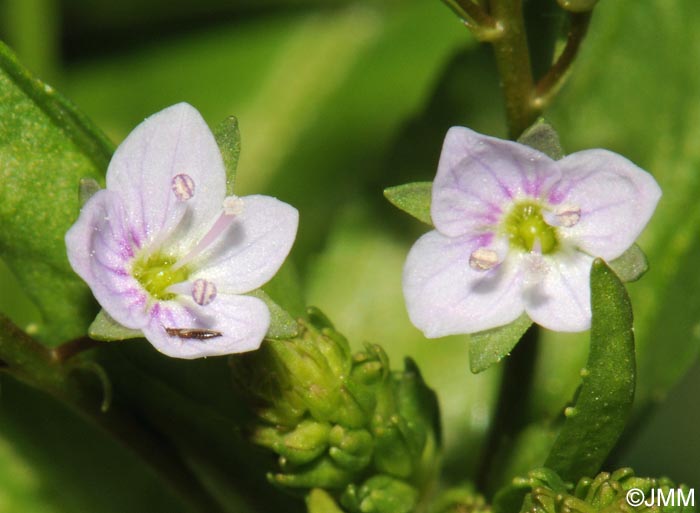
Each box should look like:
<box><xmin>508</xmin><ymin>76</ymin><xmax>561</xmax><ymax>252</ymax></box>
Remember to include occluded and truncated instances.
<box><xmin>142</xmin><ymin>294</ymin><xmax>270</xmax><ymax>359</ymax></box>
<box><xmin>402</xmin><ymin>230</ymin><xmax>525</xmax><ymax>337</ymax></box>
<box><xmin>549</xmin><ymin>149</ymin><xmax>662</xmax><ymax>260</ymax></box>
<box><xmin>65</xmin><ymin>190</ymin><xmax>149</xmax><ymax>329</ymax></box>
<box><xmin>106</xmin><ymin>103</ymin><xmax>227</xmax><ymax>249</ymax></box>
<box><xmin>432</xmin><ymin>127</ymin><xmax>561</xmax><ymax>237</ymax></box>
<box><xmin>190</xmin><ymin>195</ymin><xmax>299</xmax><ymax>295</ymax></box>
<box><xmin>524</xmin><ymin>250</ymin><xmax>594</xmax><ymax>332</ymax></box>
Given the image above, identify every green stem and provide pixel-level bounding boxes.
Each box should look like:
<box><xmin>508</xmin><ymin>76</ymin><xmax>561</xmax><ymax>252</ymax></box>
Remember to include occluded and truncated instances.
<box><xmin>441</xmin><ymin>0</ymin><xmax>502</xmax><ymax>41</ymax></box>
<box><xmin>0</xmin><ymin>315</ymin><xmax>225</xmax><ymax>513</ymax></box>
<box><xmin>532</xmin><ymin>12</ymin><xmax>592</xmax><ymax>110</ymax></box>
<box><xmin>476</xmin><ymin>324</ymin><xmax>539</xmax><ymax>495</ymax></box>
<box><xmin>488</xmin><ymin>0</ymin><xmax>537</xmax><ymax>138</ymax></box>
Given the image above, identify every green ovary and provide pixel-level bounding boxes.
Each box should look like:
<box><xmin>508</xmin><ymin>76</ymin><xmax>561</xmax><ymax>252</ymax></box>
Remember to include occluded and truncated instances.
<box><xmin>132</xmin><ymin>254</ymin><xmax>189</xmax><ymax>300</ymax></box>
<box><xmin>502</xmin><ymin>201</ymin><xmax>558</xmax><ymax>254</ymax></box>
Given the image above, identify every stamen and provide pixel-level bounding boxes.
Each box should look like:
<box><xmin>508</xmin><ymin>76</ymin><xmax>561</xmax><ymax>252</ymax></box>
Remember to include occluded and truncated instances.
<box><xmin>469</xmin><ymin>247</ymin><xmax>500</xmax><ymax>271</ymax></box>
<box><xmin>172</xmin><ymin>174</ymin><xmax>195</xmax><ymax>201</ymax></box>
<box><xmin>555</xmin><ymin>205</ymin><xmax>581</xmax><ymax>227</ymax></box>
<box><xmin>172</xmin><ymin>195</ymin><xmax>244</xmax><ymax>270</ymax></box>
<box><xmin>192</xmin><ymin>278</ymin><xmax>217</xmax><ymax>305</ymax></box>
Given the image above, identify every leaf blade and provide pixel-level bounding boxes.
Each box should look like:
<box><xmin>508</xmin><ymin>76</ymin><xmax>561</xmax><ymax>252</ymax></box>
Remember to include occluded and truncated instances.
<box><xmin>383</xmin><ymin>181</ymin><xmax>433</xmax><ymax>226</ymax></box>
<box><xmin>544</xmin><ymin>259</ymin><xmax>635</xmax><ymax>482</ymax></box>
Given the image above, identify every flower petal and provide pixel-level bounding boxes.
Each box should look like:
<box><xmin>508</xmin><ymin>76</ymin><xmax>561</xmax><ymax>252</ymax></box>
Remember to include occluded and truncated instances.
<box><xmin>65</xmin><ymin>190</ymin><xmax>148</xmax><ymax>329</ymax></box>
<box><xmin>191</xmin><ymin>195</ymin><xmax>299</xmax><ymax>294</ymax></box>
<box><xmin>106</xmin><ymin>103</ymin><xmax>226</xmax><ymax>249</ymax></box>
<box><xmin>524</xmin><ymin>250</ymin><xmax>593</xmax><ymax>332</ymax></box>
<box><xmin>403</xmin><ymin>230</ymin><xmax>525</xmax><ymax>337</ymax></box>
<box><xmin>142</xmin><ymin>294</ymin><xmax>270</xmax><ymax>359</ymax></box>
<box><xmin>549</xmin><ymin>149</ymin><xmax>662</xmax><ymax>260</ymax></box>
<box><xmin>432</xmin><ymin>127</ymin><xmax>561</xmax><ymax>237</ymax></box>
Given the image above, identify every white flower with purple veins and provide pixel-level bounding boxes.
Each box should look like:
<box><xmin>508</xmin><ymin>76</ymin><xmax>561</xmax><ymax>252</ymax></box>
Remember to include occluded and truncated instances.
<box><xmin>66</xmin><ymin>103</ymin><xmax>298</xmax><ymax>359</ymax></box>
<box><xmin>403</xmin><ymin>127</ymin><xmax>661</xmax><ymax>336</ymax></box>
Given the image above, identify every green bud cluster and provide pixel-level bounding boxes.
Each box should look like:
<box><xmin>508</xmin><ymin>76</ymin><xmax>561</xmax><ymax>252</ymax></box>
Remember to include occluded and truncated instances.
<box><xmin>504</xmin><ymin>468</ymin><xmax>695</xmax><ymax>513</ymax></box>
<box><xmin>231</xmin><ymin>308</ymin><xmax>441</xmax><ymax>513</ymax></box>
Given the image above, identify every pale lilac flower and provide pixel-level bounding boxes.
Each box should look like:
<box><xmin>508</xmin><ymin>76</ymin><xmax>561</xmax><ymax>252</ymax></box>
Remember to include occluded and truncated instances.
<box><xmin>403</xmin><ymin>127</ymin><xmax>661</xmax><ymax>336</ymax></box>
<box><xmin>66</xmin><ymin>103</ymin><xmax>298</xmax><ymax>358</ymax></box>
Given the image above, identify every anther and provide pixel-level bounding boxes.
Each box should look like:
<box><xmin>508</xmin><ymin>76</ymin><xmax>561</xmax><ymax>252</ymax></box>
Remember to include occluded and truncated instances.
<box><xmin>555</xmin><ymin>205</ymin><xmax>581</xmax><ymax>227</ymax></box>
<box><xmin>223</xmin><ymin>195</ymin><xmax>245</xmax><ymax>216</ymax></box>
<box><xmin>192</xmin><ymin>278</ymin><xmax>217</xmax><ymax>305</ymax></box>
<box><xmin>469</xmin><ymin>247</ymin><xmax>500</xmax><ymax>271</ymax></box>
<box><xmin>171</xmin><ymin>174</ymin><xmax>195</xmax><ymax>201</ymax></box>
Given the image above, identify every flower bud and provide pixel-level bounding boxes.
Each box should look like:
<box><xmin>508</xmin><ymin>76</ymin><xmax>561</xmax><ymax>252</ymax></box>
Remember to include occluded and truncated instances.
<box><xmin>341</xmin><ymin>475</ymin><xmax>418</xmax><ymax>513</ymax></box>
<box><xmin>231</xmin><ymin>308</ymin><xmax>441</xmax><ymax>509</ymax></box>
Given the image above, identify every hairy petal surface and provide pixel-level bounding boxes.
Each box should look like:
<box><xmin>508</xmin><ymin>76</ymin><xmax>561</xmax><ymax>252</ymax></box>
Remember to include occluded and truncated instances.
<box><xmin>403</xmin><ymin>230</ymin><xmax>524</xmax><ymax>336</ymax></box>
<box><xmin>549</xmin><ymin>149</ymin><xmax>662</xmax><ymax>260</ymax></box>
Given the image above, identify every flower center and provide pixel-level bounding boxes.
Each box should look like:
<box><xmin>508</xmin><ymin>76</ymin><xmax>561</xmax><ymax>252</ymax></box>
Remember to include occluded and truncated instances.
<box><xmin>502</xmin><ymin>201</ymin><xmax>558</xmax><ymax>254</ymax></box>
<box><xmin>132</xmin><ymin>254</ymin><xmax>189</xmax><ymax>300</ymax></box>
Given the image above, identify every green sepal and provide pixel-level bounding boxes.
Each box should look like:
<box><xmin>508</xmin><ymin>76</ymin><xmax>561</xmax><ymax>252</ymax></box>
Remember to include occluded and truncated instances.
<box><xmin>383</xmin><ymin>182</ymin><xmax>433</xmax><ymax>225</ymax></box>
<box><xmin>252</xmin><ymin>420</ymin><xmax>331</xmax><ymax>467</ymax></box>
<box><xmin>493</xmin><ymin>468</ymin><xmax>569</xmax><ymax>513</ymax></box>
<box><xmin>608</xmin><ymin>244</ymin><xmax>648</xmax><ymax>282</ymax></box>
<box><xmin>517</xmin><ymin>119</ymin><xmax>564</xmax><ymax>160</ymax></box>
<box><xmin>247</xmin><ymin>289</ymin><xmax>300</xmax><ymax>339</ymax></box>
<box><xmin>213</xmin><ymin>115</ymin><xmax>241</xmax><ymax>195</ymax></box>
<box><xmin>268</xmin><ymin>456</ymin><xmax>353</xmax><ymax>489</ymax></box>
<box><xmin>468</xmin><ymin>314</ymin><xmax>532</xmax><ymax>373</ymax></box>
<box><xmin>79</xmin><ymin>177</ymin><xmax>101</xmax><ymax>207</ymax></box>
<box><xmin>306</xmin><ymin>489</ymin><xmax>345</xmax><ymax>513</ymax></box>
<box><xmin>341</xmin><ymin>475</ymin><xmax>418</xmax><ymax>513</ymax></box>
<box><xmin>544</xmin><ymin>259</ymin><xmax>635</xmax><ymax>482</ymax></box>
<box><xmin>88</xmin><ymin>309</ymin><xmax>143</xmax><ymax>341</ymax></box>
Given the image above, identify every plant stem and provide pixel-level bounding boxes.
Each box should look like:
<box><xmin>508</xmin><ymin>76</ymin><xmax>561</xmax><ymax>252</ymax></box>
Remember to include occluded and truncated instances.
<box><xmin>532</xmin><ymin>12</ymin><xmax>592</xmax><ymax>110</ymax></box>
<box><xmin>488</xmin><ymin>0</ymin><xmax>537</xmax><ymax>138</ymax></box>
<box><xmin>441</xmin><ymin>0</ymin><xmax>502</xmax><ymax>40</ymax></box>
<box><xmin>476</xmin><ymin>324</ymin><xmax>539</xmax><ymax>494</ymax></box>
<box><xmin>0</xmin><ymin>315</ymin><xmax>225</xmax><ymax>513</ymax></box>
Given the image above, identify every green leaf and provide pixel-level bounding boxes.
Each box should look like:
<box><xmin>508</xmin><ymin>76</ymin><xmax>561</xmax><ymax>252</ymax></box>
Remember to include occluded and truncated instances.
<box><xmin>0</xmin><ymin>41</ymin><xmax>113</xmax><ymax>346</ymax></box>
<box><xmin>516</xmin><ymin>119</ymin><xmax>564</xmax><ymax>160</ymax></box>
<box><xmin>468</xmin><ymin>314</ymin><xmax>533</xmax><ymax>373</ymax></box>
<box><xmin>88</xmin><ymin>309</ymin><xmax>143</xmax><ymax>342</ymax></box>
<box><xmin>544</xmin><ymin>259</ymin><xmax>635</xmax><ymax>482</ymax></box>
<box><xmin>608</xmin><ymin>243</ymin><xmax>648</xmax><ymax>283</ymax></box>
<box><xmin>306</xmin><ymin>489</ymin><xmax>345</xmax><ymax>513</ymax></box>
<box><xmin>248</xmin><ymin>289</ymin><xmax>300</xmax><ymax>340</ymax></box>
<box><xmin>383</xmin><ymin>182</ymin><xmax>433</xmax><ymax>226</ymax></box>
<box><xmin>214</xmin><ymin>115</ymin><xmax>241</xmax><ymax>196</ymax></box>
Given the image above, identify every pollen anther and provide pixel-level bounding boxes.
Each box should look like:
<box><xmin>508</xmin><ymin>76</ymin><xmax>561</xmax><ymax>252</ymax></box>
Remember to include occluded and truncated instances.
<box><xmin>223</xmin><ymin>195</ymin><xmax>245</xmax><ymax>216</ymax></box>
<box><xmin>192</xmin><ymin>278</ymin><xmax>217</xmax><ymax>305</ymax></box>
<box><xmin>171</xmin><ymin>173</ymin><xmax>195</xmax><ymax>201</ymax></box>
<box><xmin>469</xmin><ymin>247</ymin><xmax>500</xmax><ymax>271</ymax></box>
<box><xmin>555</xmin><ymin>205</ymin><xmax>581</xmax><ymax>227</ymax></box>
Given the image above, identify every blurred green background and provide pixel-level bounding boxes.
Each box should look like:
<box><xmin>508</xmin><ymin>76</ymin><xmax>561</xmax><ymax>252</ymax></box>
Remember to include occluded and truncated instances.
<box><xmin>0</xmin><ymin>0</ymin><xmax>698</xmax><ymax>511</ymax></box>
